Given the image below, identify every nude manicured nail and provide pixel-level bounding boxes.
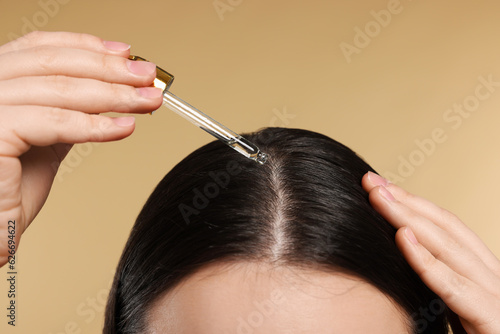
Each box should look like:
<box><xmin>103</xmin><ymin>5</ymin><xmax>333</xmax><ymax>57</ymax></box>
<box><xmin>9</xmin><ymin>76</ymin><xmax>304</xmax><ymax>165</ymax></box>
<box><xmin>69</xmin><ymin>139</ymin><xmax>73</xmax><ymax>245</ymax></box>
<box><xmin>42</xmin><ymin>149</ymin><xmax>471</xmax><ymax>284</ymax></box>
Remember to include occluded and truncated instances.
<box><xmin>103</xmin><ymin>40</ymin><xmax>131</xmax><ymax>52</ymax></box>
<box><xmin>367</xmin><ymin>171</ymin><xmax>389</xmax><ymax>187</ymax></box>
<box><xmin>127</xmin><ymin>60</ymin><xmax>156</xmax><ymax>76</ymax></box>
<box><xmin>405</xmin><ymin>227</ymin><xmax>418</xmax><ymax>245</ymax></box>
<box><xmin>136</xmin><ymin>87</ymin><xmax>163</xmax><ymax>98</ymax></box>
<box><xmin>112</xmin><ymin>116</ymin><xmax>135</xmax><ymax>127</ymax></box>
<box><xmin>379</xmin><ymin>186</ymin><xmax>395</xmax><ymax>201</ymax></box>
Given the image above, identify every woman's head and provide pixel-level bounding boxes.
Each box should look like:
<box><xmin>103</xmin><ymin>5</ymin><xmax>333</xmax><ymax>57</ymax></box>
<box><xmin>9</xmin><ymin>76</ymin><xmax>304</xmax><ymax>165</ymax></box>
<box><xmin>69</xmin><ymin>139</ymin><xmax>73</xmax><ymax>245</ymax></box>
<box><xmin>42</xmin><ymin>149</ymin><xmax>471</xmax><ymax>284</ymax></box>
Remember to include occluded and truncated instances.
<box><xmin>104</xmin><ymin>128</ymin><xmax>451</xmax><ymax>333</ymax></box>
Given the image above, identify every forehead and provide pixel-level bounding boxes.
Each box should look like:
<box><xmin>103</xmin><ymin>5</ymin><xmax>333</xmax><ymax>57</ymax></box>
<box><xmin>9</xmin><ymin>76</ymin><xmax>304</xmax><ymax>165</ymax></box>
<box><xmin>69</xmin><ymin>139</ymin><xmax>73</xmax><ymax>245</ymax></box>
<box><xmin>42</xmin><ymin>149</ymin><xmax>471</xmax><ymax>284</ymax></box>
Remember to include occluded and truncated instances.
<box><xmin>146</xmin><ymin>262</ymin><xmax>411</xmax><ymax>334</ymax></box>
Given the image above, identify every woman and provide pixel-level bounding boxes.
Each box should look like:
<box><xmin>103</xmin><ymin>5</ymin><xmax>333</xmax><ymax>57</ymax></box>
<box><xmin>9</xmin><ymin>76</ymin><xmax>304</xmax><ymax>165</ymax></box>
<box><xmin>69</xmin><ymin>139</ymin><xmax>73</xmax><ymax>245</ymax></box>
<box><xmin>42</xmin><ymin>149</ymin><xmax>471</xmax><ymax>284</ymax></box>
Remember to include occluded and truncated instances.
<box><xmin>0</xmin><ymin>32</ymin><xmax>498</xmax><ymax>333</ymax></box>
<box><xmin>104</xmin><ymin>126</ymin><xmax>453</xmax><ymax>333</ymax></box>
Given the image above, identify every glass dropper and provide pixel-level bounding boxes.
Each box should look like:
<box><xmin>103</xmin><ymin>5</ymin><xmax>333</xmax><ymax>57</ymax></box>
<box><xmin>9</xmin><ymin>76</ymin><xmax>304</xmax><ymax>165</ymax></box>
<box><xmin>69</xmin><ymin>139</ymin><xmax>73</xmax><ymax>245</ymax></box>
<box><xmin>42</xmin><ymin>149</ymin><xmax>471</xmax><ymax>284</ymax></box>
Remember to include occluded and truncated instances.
<box><xmin>129</xmin><ymin>55</ymin><xmax>268</xmax><ymax>165</ymax></box>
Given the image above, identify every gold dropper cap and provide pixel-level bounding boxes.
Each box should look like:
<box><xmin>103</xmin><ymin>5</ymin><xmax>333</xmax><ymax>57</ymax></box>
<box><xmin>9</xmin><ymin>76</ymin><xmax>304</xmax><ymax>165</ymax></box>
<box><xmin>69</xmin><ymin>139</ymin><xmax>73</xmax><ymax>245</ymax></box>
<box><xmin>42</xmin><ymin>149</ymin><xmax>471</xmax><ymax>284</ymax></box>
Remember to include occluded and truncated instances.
<box><xmin>128</xmin><ymin>55</ymin><xmax>175</xmax><ymax>91</ymax></box>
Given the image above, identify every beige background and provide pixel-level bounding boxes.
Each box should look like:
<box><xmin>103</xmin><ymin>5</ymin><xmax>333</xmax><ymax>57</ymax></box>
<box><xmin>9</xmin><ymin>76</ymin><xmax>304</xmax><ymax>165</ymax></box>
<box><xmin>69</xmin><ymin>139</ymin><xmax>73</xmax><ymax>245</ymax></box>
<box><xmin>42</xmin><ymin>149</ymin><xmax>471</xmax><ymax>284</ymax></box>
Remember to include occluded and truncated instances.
<box><xmin>1</xmin><ymin>0</ymin><xmax>500</xmax><ymax>332</ymax></box>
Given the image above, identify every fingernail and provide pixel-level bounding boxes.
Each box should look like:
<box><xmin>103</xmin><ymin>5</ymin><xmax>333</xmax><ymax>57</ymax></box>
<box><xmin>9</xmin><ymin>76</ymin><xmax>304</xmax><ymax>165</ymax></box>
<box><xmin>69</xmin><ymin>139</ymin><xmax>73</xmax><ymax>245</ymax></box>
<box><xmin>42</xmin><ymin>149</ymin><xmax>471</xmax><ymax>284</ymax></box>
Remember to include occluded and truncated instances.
<box><xmin>367</xmin><ymin>171</ymin><xmax>389</xmax><ymax>187</ymax></box>
<box><xmin>112</xmin><ymin>116</ymin><xmax>135</xmax><ymax>127</ymax></box>
<box><xmin>405</xmin><ymin>227</ymin><xmax>418</xmax><ymax>245</ymax></box>
<box><xmin>103</xmin><ymin>40</ymin><xmax>131</xmax><ymax>52</ymax></box>
<box><xmin>379</xmin><ymin>186</ymin><xmax>395</xmax><ymax>201</ymax></box>
<box><xmin>136</xmin><ymin>87</ymin><xmax>163</xmax><ymax>99</ymax></box>
<box><xmin>127</xmin><ymin>60</ymin><xmax>156</xmax><ymax>76</ymax></box>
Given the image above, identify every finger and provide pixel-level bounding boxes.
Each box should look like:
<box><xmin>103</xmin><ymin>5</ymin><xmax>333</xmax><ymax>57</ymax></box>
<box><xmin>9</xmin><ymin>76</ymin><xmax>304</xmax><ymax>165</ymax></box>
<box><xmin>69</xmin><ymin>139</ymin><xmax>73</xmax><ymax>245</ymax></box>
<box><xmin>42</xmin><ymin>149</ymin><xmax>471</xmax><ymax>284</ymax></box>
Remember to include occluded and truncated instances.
<box><xmin>0</xmin><ymin>31</ymin><xmax>131</xmax><ymax>57</ymax></box>
<box><xmin>0</xmin><ymin>106</ymin><xmax>137</xmax><ymax>157</ymax></box>
<box><xmin>19</xmin><ymin>145</ymin><xmax>73</xmax><ymax>230</ymax></box>
<box><xmin>3</xmin><ymin>143</ymin><xmax>73</xmax><ymax>239</ymax></box>
<box><xmin>363</xmin><ymin>172</ymin><xmax>500</xmax><ymax>275</ymax></box>
<box><xmin>387</xmin><ymin>186</ymin><xmax>500</xmax><ymax>276</ymax></box>
<box><xmin>362</xmin><ymin>171</ymin><xmax>388</xmax><ymax>192</ymax></box>
<box><xmin>363</xmin><ymin>172</ymin><xmax>473</xmax><ymax>239</ymax></box>
<box><xmin>0</xmin><ymin>76</ymin><xmax>163</xmax><ymax>114</ymax></box>
<box><xmin>369</xmin><ymin>186</ymin><xmax>500</xmax><ymax>289</ymax></box>
<box><xmin>396</xmin><ymin>227</ymin><xmax>500</xmax><ymax>333</ymax></box>
<box><xmin>0</xmin><ymin>46</ymin><xmax>156</xmax><ymax>87</ymax></box>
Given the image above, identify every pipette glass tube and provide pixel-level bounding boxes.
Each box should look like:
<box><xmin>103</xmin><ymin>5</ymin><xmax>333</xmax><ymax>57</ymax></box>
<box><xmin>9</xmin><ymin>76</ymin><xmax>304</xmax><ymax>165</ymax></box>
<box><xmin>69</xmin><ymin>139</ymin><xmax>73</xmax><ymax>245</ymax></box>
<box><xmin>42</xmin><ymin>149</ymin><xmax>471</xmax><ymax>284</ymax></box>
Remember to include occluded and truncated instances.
<box><xmin>129</xmin><ymin>55</ymin><xmax>267</xmax><ymax>165</ymax></box>
<box><xmin>162</xmin><ymin>91</ymin><xmax>268</xmax><ymax>164</ymax></box>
